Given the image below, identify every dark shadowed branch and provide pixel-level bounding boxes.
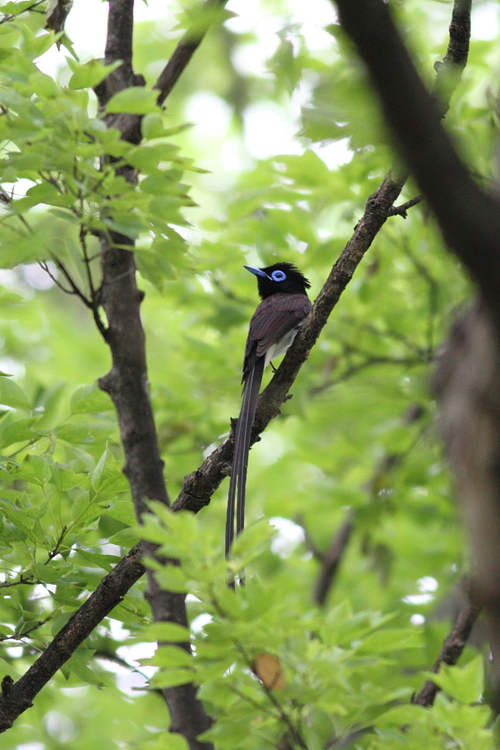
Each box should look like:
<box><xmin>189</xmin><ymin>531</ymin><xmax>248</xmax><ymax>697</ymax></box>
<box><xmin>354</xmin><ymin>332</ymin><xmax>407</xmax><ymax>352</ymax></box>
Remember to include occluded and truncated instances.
<box><xmin>434</xmin><ymin>305</ymin><xmax>500</xmax><ymax>702</ymax></box>
<box><xmin>332</xmin><ymin>0</ymin><xmax>500</xmax><ymax>331</ymax></box>
<box><xmin>413</xmin><ymin>580</ymin><xmax>482</xmax><ymax>707</ymax></box>
<box><xmin>332</xmin><ymin>0</ymin><xmax>500</xmax><ymax>705</ymax></box>
<box><xmin>314</xmin><ymin>512</ymin><xmax>355</xmax><ymax>607</ymax></box>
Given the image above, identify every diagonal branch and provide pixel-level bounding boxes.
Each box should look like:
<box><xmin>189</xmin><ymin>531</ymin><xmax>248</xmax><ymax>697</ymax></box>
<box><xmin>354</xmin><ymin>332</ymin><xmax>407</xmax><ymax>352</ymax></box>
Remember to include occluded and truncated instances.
<box><xmin>413</xmin><ymin>580</ymin><xmax>482</xmax><ymax>707</ymax></box>
<box><xmin>154</xmin><ymin>0</ymin><xmax>229</xmax><ymax>106</ymax></box>
<box><xmin>173</xmin><ymin>0</ymin><xmax>472</xmax><ymax>515</ymax></box>
<box><xmin>0</xmin><ymin>545</ymin><xmax>145</xmax><ymax>732</ymax></box>
<box><xmin>332</xmin><ymin>0</ymin><xmax>500</xmax><ymax>331</ymax></box>
<box><xmin>314</xmin><ymin>511</ymin><xmax>355</xmax><ymax>607</ymax></box>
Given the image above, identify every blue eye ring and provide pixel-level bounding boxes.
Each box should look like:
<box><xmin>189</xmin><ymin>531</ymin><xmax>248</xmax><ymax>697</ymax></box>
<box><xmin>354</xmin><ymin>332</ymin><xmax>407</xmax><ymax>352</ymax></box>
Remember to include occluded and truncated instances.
<box><xmin>271</xmin><ymin>270</ymin><xmax>286</xmax><ymax>282</ymax></box>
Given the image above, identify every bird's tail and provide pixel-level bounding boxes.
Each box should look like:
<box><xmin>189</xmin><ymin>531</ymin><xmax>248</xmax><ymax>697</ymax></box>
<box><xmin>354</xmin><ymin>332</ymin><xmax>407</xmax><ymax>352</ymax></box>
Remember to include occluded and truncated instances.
<box><xmin>225</xmin><ymin>356</ymin><xmax>265</xmax><ymax>557</ymax></box>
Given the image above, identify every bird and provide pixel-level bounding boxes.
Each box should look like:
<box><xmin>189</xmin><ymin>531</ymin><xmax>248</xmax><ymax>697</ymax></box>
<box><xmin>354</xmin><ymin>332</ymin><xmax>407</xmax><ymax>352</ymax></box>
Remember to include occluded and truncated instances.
<box><xmin>225</xmin><ymin>262</ymin><xmax>312</xmax><ymax>558</ymax></box>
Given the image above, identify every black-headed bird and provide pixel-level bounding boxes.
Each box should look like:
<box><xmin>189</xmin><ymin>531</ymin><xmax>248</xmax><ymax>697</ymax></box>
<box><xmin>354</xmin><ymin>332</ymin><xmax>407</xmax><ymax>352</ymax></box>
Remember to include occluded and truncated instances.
<box><xmin>225</xmin><ymin>262</ymin><xmax>312</xmax><ymax>556</ymax></box>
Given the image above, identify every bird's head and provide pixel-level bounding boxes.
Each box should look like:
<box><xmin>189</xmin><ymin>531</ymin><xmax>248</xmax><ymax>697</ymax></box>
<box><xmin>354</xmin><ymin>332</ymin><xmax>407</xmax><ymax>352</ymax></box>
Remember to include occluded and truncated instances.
<box><xmin>244</xmin><ymin>262</ymin><xmax>311</xmax><ymax>299</ymax></box>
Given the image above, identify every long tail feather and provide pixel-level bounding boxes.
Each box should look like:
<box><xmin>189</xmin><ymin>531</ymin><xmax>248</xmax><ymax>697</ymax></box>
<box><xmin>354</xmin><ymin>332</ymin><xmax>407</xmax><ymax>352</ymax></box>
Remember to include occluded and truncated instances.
<box><xmin>225</xmin><ymin>356</ymin><xmax>265</xmax><ymax>556</ymax></box>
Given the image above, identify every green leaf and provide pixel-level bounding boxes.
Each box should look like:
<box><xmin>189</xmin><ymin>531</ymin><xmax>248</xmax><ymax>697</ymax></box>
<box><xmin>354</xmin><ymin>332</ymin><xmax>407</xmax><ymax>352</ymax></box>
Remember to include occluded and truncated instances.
<box><xmin>154</xmin><ymin>565</ymin><xmax>188</xmax><ymax>594</ymax></box>
<box><xmin>67</xmin><ymin>58</ymin><xmax>121</xmax><ymax>90</ymax></box>
<box><xmin>0</xmin><ymin>1</ymin><xmax>38</xmax><ymax>17</ymax></box>
<box><xmin>91</xmin><ymin>447</ymin><xmax>123</xmax><ymax>492</ymax></box>
<box><xmin>424</xmin><ymin>655</ymin><xmax>484</xmax><ymax>703</ymax></box>
<box><xmin>356</xmin><ymin>627</ymin><xmax>422</xmax><ymax>654</ymax></box>
<box><xmin>145</xmin><ymin>645</ymin><xmax>193</xmax><ymax>668</ymax></box>
<box><xmin>0</xmin><ymin>376</ymin><xmax>31</xmax><ymax>410</ymax></box>
<box><xmin>141</xmin><ymin>622</ymin><xmax>191</xmax><ymax>643</ymax></box>
<box><xmin>31</xmin><ymin>561</ymin><xmax>67</xmax><ymax>584</ymax></box>
<box><xmin>11</xmin><ymin>453</ymin><xmax>52</xmax><ymax>486</ymax></box>
<box><xmin>104</xmin><ymin>87</ymin><xmax>159</xmax><ymax>115</ymax></box>
<box><xmin>65</xmin><ymin>650</ymin><xmax>105</xmax><ymax>687</ymax></box>
<box><xmin>74</xmin><ymin>549</ymin><xmax>121</xmax><ymax>570</ymax></box>
<box><xmin>70</xmin><ymin>384</ymin><xmax>113</xmax><ymax>414</ymax></box>
<box><xmin>24</xmin><ymin>183</ymin><xmax>75</xmax><ymax>208</ymax></box>
<box><xmin>57</xmin><ymin>421</ymin><xmax>116</xmax><ymax>444</ymax></box>
<box><xmin>377</xmin><ymin>703</ymin><xmax>427</xmax><ymax>727</ymax></box>
<box><xmin>229</xmin><ymin>518</ymin><xmax>275</xmax><ymax>561</ymax></box>
<box><xmin>0</xmin><ymin>417</ymin><xmax>40</xmax><ymax>449</ymax></box>
<box><xmin>149</xmin><ymin>668</ymin><xmax>194</xmax><ymax>689</ymax></box>
<box><xmin>20</xmin><ymin>28</ymin><xmax>57</xmax><ymax>59</ymax></box>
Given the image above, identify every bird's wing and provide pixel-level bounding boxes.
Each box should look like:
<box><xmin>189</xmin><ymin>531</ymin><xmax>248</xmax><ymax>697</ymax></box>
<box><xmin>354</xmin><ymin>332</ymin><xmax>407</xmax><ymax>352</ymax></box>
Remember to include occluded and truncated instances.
<box><xmin>244</xmin><ymin>293</ymin><xmax>311</xmax><ymax>372</ymax></box>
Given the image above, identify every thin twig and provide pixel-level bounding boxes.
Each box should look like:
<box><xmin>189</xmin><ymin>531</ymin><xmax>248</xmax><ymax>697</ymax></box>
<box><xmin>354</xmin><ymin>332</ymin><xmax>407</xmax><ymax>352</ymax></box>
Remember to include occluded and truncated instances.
<box><xmin>0</xmin><ymin>575</ymin><xmax>35</xmax><ymax>589</ymax></box>
<box><xmin>388</xmin><ymin>195</ymin><xmax>423</xmax><ymax>218</ymax></box>
<box><xmin>53</xmin><ymin>260</ymin><xmax>92</xmax><ymax>308</ymax></box>
<box><xmin>78</xmin><ymin>214</ymin><xmax>108</xmax><ymax>340</ymax></box>
<box><xmin>38</xmin><ymin>261</ymin><xmax>74</xmax><ymax>296</ymax></box>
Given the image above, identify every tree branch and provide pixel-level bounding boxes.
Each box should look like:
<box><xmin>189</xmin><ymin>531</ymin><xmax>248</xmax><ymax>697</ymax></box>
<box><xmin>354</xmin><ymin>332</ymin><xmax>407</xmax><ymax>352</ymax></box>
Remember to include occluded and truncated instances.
<box><xmin>388</xmin><ymin>195</ymin><xmax>423</xmax><ymax>218</ymax></box>
<box><xmin>314</xmin><ymin>512</ymin><xmax>355</xmax><ymax>607</ymax></box>
<box><xmin>332</xmin><ymin>0</ymin><xmax>500</xmax><ymax>331</ymax></box>
<box><xmin>413</xmin><ymin>580</ymin><xmax>482</xmax><ymax>707</ymax></box>
<box><xmin>104</xmin><ymin>0</ymin><xmax>135</xmax><ymax>92</ymax></box>
<box><xmin>173</xmin><ymin>0</ymin><xmax>472</xmax><ymax>514</ymax></box>
<box><xmin>154</xmin><ymin>0</ymin><xmax>229</xmax><ymax>106</ymax></box>
<box><xmin>434</xmin><ymin>303</ymin><xmax>500</xmax><ymax>704</ymax></box>
<box><xmin>0</xmin><ymin>545</ymin><xmax>145</xmax><ymax>732</ymax></box>
<box><xmin>94</xmin><ymin>2</ymin><xmax>213</xmax><ymax>747</ymax></box>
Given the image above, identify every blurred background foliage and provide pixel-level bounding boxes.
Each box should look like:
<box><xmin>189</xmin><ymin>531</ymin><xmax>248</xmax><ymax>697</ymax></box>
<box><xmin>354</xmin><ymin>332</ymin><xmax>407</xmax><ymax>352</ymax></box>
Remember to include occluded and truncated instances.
<box><xmin>0</xmin><ymin>0</ymin><xmax>496</xmax><ymax>747</ymax></box>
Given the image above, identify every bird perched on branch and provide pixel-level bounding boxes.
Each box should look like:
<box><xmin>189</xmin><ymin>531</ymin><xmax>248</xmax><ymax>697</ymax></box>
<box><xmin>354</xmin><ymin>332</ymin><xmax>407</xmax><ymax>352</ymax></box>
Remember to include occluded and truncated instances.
<box><xmin>225</xmin><ymin>262</ymin><xmax>312</xmax><ymax>557</ymax></box>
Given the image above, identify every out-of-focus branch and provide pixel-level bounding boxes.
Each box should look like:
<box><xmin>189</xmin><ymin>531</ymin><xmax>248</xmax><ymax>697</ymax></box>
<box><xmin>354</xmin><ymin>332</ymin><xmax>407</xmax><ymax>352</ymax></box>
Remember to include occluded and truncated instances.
<box><xmin>332</xmin><ymin>0</ymin><xmax>500</xmax><ymax>331</ymax></box>
<box><xmin>311</xmin><ymin>402</ymin><xmax>425</xmax><ymax>605</ymax></box>
<box><xmin>154</xmin><ymin>0</ymin><xmax>229</xmax><ymax>106</ymax></box>
<box><xmin>413</xmin><ymin>580</ymin><xmax>482</xmax><ymax>707</ymax></box>
<box><xmin>314</xmin><ymin>512</ymin><xmax>355</xmax><ymax>607</ymax></box>
<box><xmin>434</xmin><ymin>304</ymin><xmax>500</xmax><ymax>701</ymax></box>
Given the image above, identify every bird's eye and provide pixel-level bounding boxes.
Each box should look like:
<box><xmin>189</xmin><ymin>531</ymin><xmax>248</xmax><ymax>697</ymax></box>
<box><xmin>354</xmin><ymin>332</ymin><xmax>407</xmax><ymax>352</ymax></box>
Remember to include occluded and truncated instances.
<box><xmin>271</xmin><ymin>270</ymin><xmax>286</xmax><ymax>282</ymax></box>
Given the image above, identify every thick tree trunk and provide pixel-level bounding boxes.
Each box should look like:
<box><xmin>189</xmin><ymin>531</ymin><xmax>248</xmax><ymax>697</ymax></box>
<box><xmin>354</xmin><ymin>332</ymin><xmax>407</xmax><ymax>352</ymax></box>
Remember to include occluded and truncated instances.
<box><xmin>434</xmin><ymin>303</ymin><xmax>500</xmax><ymax>694</ymax></box>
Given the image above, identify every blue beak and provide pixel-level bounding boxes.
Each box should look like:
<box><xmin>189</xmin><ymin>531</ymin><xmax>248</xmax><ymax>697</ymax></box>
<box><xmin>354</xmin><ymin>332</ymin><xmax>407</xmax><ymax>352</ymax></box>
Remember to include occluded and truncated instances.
<box><xmin>244</xmin><ymin>265</ymin><xmax>267</xmax><ymax>278</ymax></box>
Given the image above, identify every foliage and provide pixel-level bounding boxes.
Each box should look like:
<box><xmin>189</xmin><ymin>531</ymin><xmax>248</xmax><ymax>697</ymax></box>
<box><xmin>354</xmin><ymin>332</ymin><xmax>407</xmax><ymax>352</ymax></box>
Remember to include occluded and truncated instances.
<box><xmin>0</xmin><ymin>0</ymin><xmax>495</xmax><ymax>748</ymax></box>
